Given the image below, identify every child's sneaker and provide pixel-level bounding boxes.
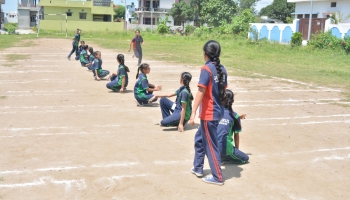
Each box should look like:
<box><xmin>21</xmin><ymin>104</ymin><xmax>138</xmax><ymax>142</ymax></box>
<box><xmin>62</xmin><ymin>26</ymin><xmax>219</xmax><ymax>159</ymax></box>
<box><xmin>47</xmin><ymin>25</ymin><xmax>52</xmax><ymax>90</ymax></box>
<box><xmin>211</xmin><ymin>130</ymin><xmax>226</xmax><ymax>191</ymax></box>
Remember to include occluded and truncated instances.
<box><xmin>202</xmin><ymin>175</ymin><xmax>224</xmax><ymax>186</ymax></box>
<box><xmin>191</xmin><ymin>167</ymin><xmax>203</xmax><ymax>177</ymax></box>
<box><xmin>135</xmin><ymin>100</ymin><xmax>143</xmax><ymax>107</ymax></box>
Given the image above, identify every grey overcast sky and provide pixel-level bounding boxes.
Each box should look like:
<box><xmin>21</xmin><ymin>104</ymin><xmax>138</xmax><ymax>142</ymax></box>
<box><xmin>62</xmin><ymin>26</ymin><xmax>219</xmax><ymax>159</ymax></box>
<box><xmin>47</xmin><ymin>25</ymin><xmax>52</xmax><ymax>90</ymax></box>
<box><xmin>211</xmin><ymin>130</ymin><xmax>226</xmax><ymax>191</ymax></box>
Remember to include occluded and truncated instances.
<box><xmin>256</xmin><ymin>0</ymin><xmax>274</xmax><ymax>12</ymax></box>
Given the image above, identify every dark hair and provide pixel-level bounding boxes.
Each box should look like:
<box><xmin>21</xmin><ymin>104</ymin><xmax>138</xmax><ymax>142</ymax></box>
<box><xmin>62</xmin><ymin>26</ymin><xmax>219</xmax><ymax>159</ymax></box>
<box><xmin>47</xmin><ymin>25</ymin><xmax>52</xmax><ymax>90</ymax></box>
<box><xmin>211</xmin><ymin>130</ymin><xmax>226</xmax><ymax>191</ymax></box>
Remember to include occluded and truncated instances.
<box><xmin>88</xmin><ymin>47</ymin><xmax>93</xmax><ymax>55</ymax></box>
<box><xmin>225</xmin><ymin>89</ymin><xmax>241</xmax><ymax>130</ymax></box>
<box><xmin>80</xmin><ymin>40</ymin><xmax>85</xmax><ymax>44</ymax></box>
<box><xmin>203</xmin><ymin>40</ymin><xmax>226</xmax><ymax>105</ymax></box>
<box><xmin>83</xmin><ymin>44</ymin><xmax>89</xmax><ymax>50</ymax></box>
<box><xmin>181</xmin><ymin>72</ymin><xmax>193</xmax><ymax>101</ymax></box>
<box><xmin>135</xmin><ymin>30</ymin><xmax>140</xmax><ymax>33</ymax></box>
<box><xmin>117</xmin><ymin>54</ymin><xmax>130</xmax><ymax>72</ymax></box>
<box><xmin>93</xmin><ymin>51</ymin><xmax>100</xmax><ymax>57</ymax></box>
<box><xmin>136</xmin><ymin>63</ymin><xmax>149</xmax><ymax>79</ymax></box>
<box><xmin>77</xmin><ymin>28</ymin><xmax>81</xmax><ymax>32</ymax></box>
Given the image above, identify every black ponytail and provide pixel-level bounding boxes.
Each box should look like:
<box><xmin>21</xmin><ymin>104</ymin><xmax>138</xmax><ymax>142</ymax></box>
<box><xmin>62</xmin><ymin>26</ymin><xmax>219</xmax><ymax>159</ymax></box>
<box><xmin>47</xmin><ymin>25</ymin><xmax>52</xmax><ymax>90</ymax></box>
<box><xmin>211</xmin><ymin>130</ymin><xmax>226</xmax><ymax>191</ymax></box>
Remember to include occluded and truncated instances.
<box><xmin>117</xmin><ymin>54</ymin><xmax>130</xmax><ymax>72</ymax></box>
<box><xmin>88</xmin><ymin>47</ymin><xmax>94</xmax><ymax>55</ymax></box>
<box><xmin>181</xmin><ymin>72</ymin><xmax>193</xmax><ymax>101</ymax></box>
<box><xmin>203</xmin><ymin>40</ymin><xmax>227</xmax><ymax>105</ymax></box>
<box><xmin>226</xmin><ymin>89</ymin><xmax>241</xmax><ymax>130</ymax></box>
<box><xmin>136</xmin><ymin>63</ymin><xmax>149</xmax><ymax>79</ymax></box>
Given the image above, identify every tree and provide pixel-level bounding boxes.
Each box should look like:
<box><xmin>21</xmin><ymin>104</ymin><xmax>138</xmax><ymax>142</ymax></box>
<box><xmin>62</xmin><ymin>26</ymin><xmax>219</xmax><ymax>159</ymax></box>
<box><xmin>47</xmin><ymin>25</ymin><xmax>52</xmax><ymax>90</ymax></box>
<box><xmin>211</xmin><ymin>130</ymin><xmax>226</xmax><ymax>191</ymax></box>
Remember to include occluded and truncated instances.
<box><xmin>190</xmin><ymin>0</ymin><xmax>205</xmax><ymax>26</ymax></box>
<box><xmin>239</xmin><ymin>0</ymin><xmax>260</xmax><ymax>14</ymax></box>
<box><xmin>169</xmin><ymin>0</ymin><xmax>194</xmax><ymax>30</ymax></box>
<box><xmin>201</xmin><ymin>0</ymin><xmax>238</xmax><ymax>27</ymax></box>
<box><xmin>259</xmin><ymin>0</ymin><xmax>295</xmax><ymax>23</ymax></box>
<box><xmin>114</xmin><ymin>5</ymin><xmax>125</xmax><ymax>20</ymax></box>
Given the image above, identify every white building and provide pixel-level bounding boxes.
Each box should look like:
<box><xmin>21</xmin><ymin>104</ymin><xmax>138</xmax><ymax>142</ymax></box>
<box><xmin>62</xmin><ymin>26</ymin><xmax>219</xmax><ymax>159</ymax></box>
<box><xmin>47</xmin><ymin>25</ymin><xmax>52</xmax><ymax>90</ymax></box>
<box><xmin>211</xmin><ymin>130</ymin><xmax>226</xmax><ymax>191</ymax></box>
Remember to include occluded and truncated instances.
<box><xmin>288</xmin><ymin>0</ymin><xmax>350</xmax><ymax>23</ymax></box>
<box><xmin>5</xmin><ymin>12</ymin><xmax>18</xmax><ymax>23</ymax></box>
<box><xmin>127</xmin><ymin>0</ymin><xmax>194</xmax><ymax>30</ymax></box>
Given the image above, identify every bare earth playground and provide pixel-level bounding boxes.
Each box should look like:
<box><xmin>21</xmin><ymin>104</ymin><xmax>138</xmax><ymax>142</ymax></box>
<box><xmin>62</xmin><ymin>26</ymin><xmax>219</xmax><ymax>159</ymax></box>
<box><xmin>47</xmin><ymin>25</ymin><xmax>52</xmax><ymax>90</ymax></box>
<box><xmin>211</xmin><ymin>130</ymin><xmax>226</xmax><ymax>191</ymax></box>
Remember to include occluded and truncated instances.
<box><xmin>0</xmin><ymin>38</ymin><xmax>349</xmax><ymax>199</ymax></box>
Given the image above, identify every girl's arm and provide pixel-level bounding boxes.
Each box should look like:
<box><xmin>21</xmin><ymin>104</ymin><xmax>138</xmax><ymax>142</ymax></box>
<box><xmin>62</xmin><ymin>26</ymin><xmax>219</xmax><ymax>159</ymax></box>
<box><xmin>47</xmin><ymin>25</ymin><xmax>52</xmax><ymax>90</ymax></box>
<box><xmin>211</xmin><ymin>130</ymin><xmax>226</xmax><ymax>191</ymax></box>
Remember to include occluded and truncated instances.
<box><xmin>178</xmin><ymin>102</ymin><xmax>187</xmax><ymax>132</ymax></box>
<box><xmin>120</xmin><ymin>76</ymin><xmax>125</xmax><ymax>93</ymax></box>
<box><xmin>234</xmin><ymin>133</ymin><xmax>240</xmax><ymax>149</ymax></box>
<box><xmin>146</xmin><ymin>85</ymin><xmax>161</xmax><ymax>92</ymax></box>
<box><xmin>189</xmin><ymin>87</ymin><xmax>206</xmax><ymax>126</ymax></box>
<box><xmin>154</xmin><ymin>93</ymin><xmax>176</xmax><ymax>98</ymax></box>
<box><xmin>95</xmin><ymin>69</ymin><xmax>100</xmax><ymax>81</ymax></box>
<box><xmin>128</xmin><ymin>41</ymin><xmax>133</xmax><ymax>51</ymax></box>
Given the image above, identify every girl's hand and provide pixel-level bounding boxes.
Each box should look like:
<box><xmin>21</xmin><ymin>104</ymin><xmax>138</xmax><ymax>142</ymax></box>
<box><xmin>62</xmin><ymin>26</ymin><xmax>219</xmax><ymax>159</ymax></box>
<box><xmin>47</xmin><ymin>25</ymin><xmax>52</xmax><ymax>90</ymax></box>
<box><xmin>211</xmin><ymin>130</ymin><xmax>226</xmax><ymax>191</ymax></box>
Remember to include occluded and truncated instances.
<box><xmin>120</xmin><ymin>88</ymin><xmax>124</xmax><ymax>93</ymax></box>
<box><xmin>156</xmin><ymin>85</ymin><xmax>162</xmax><ymax>91</ymax></box>
<box><xmin>96</xmin><ymin>77</ymin><xmax>100</xmax><ymax>81</ymax></box>
<box><xmin>240</xmin><ymin>114</ymin><xmax>246</xmax><ymax>119</ymax></box>
<box><xmin>128</xmin><ymin>49</ymin><xmax>131</xmax><ymax>52</ymax></box>
<box><xmin>178</xmin><ymin>124</ymin><xmax>184</xmax><ymax>132</ymax></box>
<box><xmin>189</xmin><ymin>113</ymin><xmax>196</xmax><ymax>126</ymax></box>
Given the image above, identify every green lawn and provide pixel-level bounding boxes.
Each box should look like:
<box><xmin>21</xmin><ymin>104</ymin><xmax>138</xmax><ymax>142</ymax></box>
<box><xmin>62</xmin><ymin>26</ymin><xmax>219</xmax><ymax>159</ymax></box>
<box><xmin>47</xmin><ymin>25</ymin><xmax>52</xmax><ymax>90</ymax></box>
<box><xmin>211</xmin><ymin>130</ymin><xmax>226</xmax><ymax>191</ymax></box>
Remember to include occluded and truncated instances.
<box><xmin>3</xmin><ymin>31</ymin><xmax>350</xmax><ymax>99</ymax></box>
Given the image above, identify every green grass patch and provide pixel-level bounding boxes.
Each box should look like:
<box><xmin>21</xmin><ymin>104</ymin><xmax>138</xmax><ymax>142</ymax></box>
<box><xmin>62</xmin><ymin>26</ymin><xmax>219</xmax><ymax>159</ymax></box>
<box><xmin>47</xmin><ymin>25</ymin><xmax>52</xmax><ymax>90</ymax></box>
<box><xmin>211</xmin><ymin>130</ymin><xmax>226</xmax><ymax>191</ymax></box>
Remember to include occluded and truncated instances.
<box><xmin>0</xmin><ymin>96</ymin><xmax>7</xmax><ymax>99</ymax></box>
<box><xmin>5</xmin><ymin>54</ymin><xmax>31</xmax><ymax>62</ymax></box>
<box><xmin>0</xmin><ymin>35</ymin><xmax>36</xmax><ymax>49</ymax></box>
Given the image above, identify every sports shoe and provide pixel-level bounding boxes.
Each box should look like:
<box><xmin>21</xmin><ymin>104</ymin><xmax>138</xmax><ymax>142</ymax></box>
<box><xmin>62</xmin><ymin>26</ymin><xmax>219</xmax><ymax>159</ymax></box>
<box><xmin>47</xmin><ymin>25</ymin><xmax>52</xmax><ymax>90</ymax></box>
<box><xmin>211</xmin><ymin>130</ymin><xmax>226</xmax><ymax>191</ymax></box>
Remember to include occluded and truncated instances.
<box><xmin>67</xmin><ymin>56</ymin><xmax>70</xmax><ymax>60</ymax></box>
<box><xmin>135</xmin><ymin>100</ymin><xmax>143</xmax><ymax>107</ymax></box>
<box><xmin>191</xmin><ymin>167</ymin><xmax>203</xmax><ymax>177</ymax></box>
<box><xmin>202</xmin><ymin>175</ymin><xmax>224</xmax><ymax>186</ymax></box>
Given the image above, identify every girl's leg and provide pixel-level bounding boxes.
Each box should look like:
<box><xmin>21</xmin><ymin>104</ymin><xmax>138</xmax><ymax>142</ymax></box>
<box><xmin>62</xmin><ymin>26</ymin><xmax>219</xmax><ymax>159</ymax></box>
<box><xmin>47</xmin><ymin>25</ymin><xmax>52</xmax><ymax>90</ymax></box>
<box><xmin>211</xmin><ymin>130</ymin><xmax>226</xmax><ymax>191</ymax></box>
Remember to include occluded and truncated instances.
<box><xmin>99</xmin><ymin>70</ymin><xmax>110</xmax><ymax>78</ymax></box>
<box><xmin>222</xmin><ymin>148</ymin><xmax>249</xmax><ymax>164</ymax></box>
<box><xmin>68</xmin><ymin>45</ymin><xmax>76</xmax><ymax>58</ymax></box>
<box><xmin>106</xmin><ymin>80</ymin><xmax>121</xmax><ymax>91</ymax></box>
<box><xmin>200</xmin><ymin>120</ymin><xmax>223</xmax><ymax>182</ymax></box>
<box><xmin>160</xmin><ymin>97</ymin><xmax>174</xmax><ymax>119</ymax></box>
<box><xmin>193</xmin><ymin>128</ymin><xmax>205</xmax><ymax>174</ymax></box>
<box><xmin>136</xmin><ymin>93</ymin><xmax>157</xmax><ymax>105</ymax></box>
<box><xmin>160</xmin><ymin>111</ymin><xmax>181</xmax><ymax>127</ymax></box>
<box><xmin>137</xmin><ymin>48</ymin><xmax>142</xmax><ymax>66</ymax></box>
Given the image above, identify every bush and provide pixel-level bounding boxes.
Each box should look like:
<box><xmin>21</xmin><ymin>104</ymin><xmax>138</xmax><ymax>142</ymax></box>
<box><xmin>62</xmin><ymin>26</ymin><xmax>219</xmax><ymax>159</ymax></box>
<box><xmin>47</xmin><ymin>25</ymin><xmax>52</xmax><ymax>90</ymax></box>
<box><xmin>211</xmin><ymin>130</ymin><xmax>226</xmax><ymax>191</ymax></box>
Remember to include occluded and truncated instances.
<box><xmin>341</xmin><ymin>36</ymin><xmax>350</xmax><ymax>54</ymax></box>
<box><xmin>307</xmin><ymin>31</ymin><xmax>342</xmax><ymax>50</ymax></box>
<box><xmin>184</xmin><ymin>24</ymin><xmax>195</xmax><ymax>36</ymax></box>
<box><xmin>4</xmin><ymin>23</ymin><xmax>17</xmax><ymax>34</ymax></box>
<box><xmin>230</xmin><ymin>9</ymin><xmax>255</xmax><ymax>35</ymax></box>
<box><xmin>291</xmin><ymin>32</ymin><xmax>302</xmax><ymax>47</ymax></box>
<box><xmin>157</xmin><ymin>16</ymin><xmax>169</xmax><ymax>34</ymax></box>
<box><xmin>193</xmin><ymin>26</ymin><xmax>210</xmax><ymax>37</ymax></box>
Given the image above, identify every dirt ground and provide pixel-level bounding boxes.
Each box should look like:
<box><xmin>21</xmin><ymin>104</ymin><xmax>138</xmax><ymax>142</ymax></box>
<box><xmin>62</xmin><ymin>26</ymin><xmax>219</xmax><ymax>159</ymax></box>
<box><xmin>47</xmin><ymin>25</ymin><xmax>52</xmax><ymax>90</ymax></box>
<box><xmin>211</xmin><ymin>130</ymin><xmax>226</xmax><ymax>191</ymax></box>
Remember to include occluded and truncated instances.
<box><xmin>0</xmin><ymin>38</ymin><xmax>349</xmax><ymax>200</ymax></box>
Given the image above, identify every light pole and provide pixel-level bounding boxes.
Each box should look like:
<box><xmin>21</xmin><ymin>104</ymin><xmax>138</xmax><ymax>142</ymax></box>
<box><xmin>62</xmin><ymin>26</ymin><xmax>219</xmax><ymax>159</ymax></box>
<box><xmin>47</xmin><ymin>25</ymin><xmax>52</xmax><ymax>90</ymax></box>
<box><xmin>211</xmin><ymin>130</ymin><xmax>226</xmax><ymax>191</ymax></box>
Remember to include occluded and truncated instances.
<box><xmin>307</xmin><ymin>0</ymin><xmax>313</xmax><ymax>40</ymax></box>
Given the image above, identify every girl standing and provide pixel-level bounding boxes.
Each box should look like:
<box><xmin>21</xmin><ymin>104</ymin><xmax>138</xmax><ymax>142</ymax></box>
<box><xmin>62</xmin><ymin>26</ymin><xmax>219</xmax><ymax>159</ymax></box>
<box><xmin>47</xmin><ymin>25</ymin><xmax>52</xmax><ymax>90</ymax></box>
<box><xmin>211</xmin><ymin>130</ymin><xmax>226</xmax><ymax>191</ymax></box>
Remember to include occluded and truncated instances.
<box><xmin>134</xmin><ymin>63</ymin><xmax>161</xmax><ymax>106</ymax></box>
<box><xmin>128</xmin><ymin>30</ymin><xmax>144</xmax><ymax>66</ymax></box>
<box><xmin>152</xmin><ymin>72</ymin><xmax>193</xmax><ymax>132</ymax></box>
<box><xmin>189</xmin><ymin>40</ymin><xmax>228</xmax><ymax>186</ymax></box>
<box><xmin>67</xmin><ymin>29</ymin><xmax>81</xmax><ymax>60</ymax></box>
<box><xmin>217</xmin><ymin>89</ymin><xmax>249</xmax><ymax>164</ymax></box>
<box><xmin>106</xmin><ymin>54</ymin><xmax>130</xmax><ymax>93</ymax></box>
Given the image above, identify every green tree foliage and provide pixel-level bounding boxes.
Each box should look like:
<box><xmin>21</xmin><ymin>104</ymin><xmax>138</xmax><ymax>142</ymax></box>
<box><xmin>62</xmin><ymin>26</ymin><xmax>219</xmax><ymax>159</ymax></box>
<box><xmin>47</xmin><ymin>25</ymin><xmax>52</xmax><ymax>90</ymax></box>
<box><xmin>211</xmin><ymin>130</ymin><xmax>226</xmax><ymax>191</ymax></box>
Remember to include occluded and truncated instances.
<box><xmin>157</xmin><ymin>15</ymin><xmax>170</xmax><ymax>34</ymax></box>
<box><xmin>169</xmin><ymin>0</ymin><xmax>194</xmax><ymax>29</ymax></box>
<box><xmin>190</xmin><ymin>0</ymin><xmax>204</xmax><ymax>26</ymax></box>
<box><xmin>259</xmin><ymin>0</ymin><xmax>295</xmax><ymax>23</ymax></box>
<box><xmin>291</xmin><ymin>32</ymin><xmax>302</xmax><ymax>47</ymax></box>
<box><xmin>219</xmin><ymin>9</ymin><xmax>255</xmax><ymax>35</ymax></box>
<box><xmin>114</xmin><ymin>5</ymin><xmax>125</xmax><ymax>20</ymax></box>
<box><xmin>201</xmin><ymin>0</ymin><xmax>238</xmax><ymax>27</ymax></box>
<box><xmin>238</xmin><ymin>0</ymin><xmax>260</xmax><ymax>14</ymax></box>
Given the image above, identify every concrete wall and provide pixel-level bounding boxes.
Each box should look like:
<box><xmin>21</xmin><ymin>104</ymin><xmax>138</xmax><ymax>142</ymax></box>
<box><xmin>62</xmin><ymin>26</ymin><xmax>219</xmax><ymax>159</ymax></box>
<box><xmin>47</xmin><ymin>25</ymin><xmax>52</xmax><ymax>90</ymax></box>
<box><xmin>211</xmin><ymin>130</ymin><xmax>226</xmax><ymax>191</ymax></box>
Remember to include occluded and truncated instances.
<box><xmin>294</xmin><ymin>1</ymin><xmax>350</xmax><ymax>23</ymax></box>
<box><xmin>5</xmin><ymin>12</ymin><xmax>18</xmax><ymax>23</ymax></box>
<box><xmin>40</xmin><ymin>20</ymin><xmax>124</xmax><ymax>32</ymax></box>
<box><xmin>159</xmin><ymin>0</ymin><xmax>174</xmax><ymax>8</ymax></box>
<box><xmin>18</xmin><ymin>9</ymin><xmax>31</xmax><ymax>29</ymax></box>
<box><xmin>325</xmin><ymin>21</ymin><xmax>350</xmax><ymax>39</ymax></box>
<box><xmin>248</xmin><ymin>20</ymin><xmax>299</xmax><ymax>43</ymax></box>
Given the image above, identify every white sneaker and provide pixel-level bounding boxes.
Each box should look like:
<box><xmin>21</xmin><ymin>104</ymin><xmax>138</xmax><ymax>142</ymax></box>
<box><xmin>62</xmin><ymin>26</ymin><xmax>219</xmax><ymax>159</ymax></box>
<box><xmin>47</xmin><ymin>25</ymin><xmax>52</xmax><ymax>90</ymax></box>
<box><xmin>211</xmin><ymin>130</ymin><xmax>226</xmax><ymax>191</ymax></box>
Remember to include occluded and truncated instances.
<box><xmin>191</xmin><ymin>167</ymin><xmax>203</xmax><ymax>177</ymax></box>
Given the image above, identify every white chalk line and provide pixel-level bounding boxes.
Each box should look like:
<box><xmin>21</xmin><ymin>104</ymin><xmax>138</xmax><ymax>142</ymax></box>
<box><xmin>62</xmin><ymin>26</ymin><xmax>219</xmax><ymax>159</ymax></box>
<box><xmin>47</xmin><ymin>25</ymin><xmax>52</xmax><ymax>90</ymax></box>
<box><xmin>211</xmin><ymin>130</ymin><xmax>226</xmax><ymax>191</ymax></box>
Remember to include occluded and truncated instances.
<box><xmin>0</xmin><ymin>162</ymin><xmax>139</xmax><ymax>175</ymax></box>
<box><xmin>0</xmin><ymin>125</ymin><xmax>119</xmax><ymax>132</ymax></box>
<box><xmin>0</xmin><ymin>176</ymin><xmax>87</xmax><ymax>190</ymax></box>
<box><xmin>0</xmin><ymin>70</ymin><xmax>58</xmax><ymax>74</ymax></box>
<box><xmin>6</xmin><ymin>90</ymin><xmax>76</xmax><ymax>93</ymax></box>
<box><xmin>254</xmin><ymin>73</ymin><xmax>342</xmax><ymax>92</ymax></box>
<box><xmin>257</xmin><ymin>147</ymin><xmax>350</xmax><ymax>158</ymax></box>
<box><xmin>246</xmin><ymin>114</ymin><xmax>350</xmax><ymax>121</ymax></box>
<box><xmin>312</xmin><ymin>154</ymin><xmax>350</xmax><ymax>162</ymax></box>
<box><xmin>262</xmin><ymin>119</ymin><xmax>350</xmax><ymax>126</ymax></box>
<box><xmin>153</xmin><ymin>159</ymin><xmax>192</xmax><ymax>165</ymax></box>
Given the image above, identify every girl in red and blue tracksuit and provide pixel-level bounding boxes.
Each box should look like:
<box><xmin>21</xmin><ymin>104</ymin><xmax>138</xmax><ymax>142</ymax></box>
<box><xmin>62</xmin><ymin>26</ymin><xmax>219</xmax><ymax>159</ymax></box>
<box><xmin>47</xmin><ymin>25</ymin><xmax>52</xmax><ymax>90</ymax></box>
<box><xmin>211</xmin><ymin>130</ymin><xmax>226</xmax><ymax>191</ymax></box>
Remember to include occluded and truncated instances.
<box><xmin>217</xmin><ymin>89</ymin><xmax>249</xmax><ymax>164</ymax></box>
<box><xmin>189</xmin><ymin>40</ymin><xmax>228</xmax><ymax>186</ymax></box>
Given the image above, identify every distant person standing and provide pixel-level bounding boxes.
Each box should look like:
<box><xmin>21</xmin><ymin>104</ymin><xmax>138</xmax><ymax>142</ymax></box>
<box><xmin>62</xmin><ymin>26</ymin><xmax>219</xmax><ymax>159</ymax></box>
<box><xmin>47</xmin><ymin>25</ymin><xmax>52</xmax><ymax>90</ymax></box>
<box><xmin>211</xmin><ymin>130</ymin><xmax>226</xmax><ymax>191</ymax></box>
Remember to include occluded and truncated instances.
<box><xmin>67</xmin><ymin>29</ymin><xmax>81</xmax><ymax>60</ymax></box>
<box><xmin>128</xmin><ymin>30</ymin><xmax>144</xmax><ymax>66</ymax></box>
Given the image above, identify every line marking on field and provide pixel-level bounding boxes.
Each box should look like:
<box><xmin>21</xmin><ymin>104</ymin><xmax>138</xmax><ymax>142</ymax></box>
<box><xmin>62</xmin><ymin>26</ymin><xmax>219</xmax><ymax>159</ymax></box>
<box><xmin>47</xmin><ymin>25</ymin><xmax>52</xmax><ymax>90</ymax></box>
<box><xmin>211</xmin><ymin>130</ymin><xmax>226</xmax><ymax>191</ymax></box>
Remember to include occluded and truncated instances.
<box><xmin>312</xmin><ymin>154</ymin><xmax>350</xmax><ymax>162</ymax></box>
<box><xmin>254</xmin><ymin>73</ymin><xmax>342</xmax><ymax>92</ymax></box>
<box><xmin>262</xmin><ymin>119</ymin><xmax>350</xmax><ymax>126</ymax></box>
<box><xmin>0</xmin><ymin>70</ymin><xmax>58</xmax><ymax>74</ymax></box>
<box><xmin>246</xmin><ymin>114</ymin><xmax>350</xmax><ymax>121</ymax></box>
<box><xmin>153</xmin><ymin>159</ymin><xmax>191</xmax><ymax>165</ymax></box>
<box><xmin>0</xmin><ymin>162</ymin><xmax>139</xmax><ymax>175</ymax></box>
<box><xmin>6</xmin><ymin>90</ymin><xmax>76</xmax><ymax>93</ymax></box>
<box><xmin>0</xmin><ymin>124</ymin><xmax>119</xmax><ymax>131</ymax></box>
<box><xmin>0</xmin><ymin>176</ymin><xmax>87</xmax><ymax>190</ymax></box>
<box><xmin>257</xmin><ymin>146</ymin><xmax>350</xmax><ymax>158</ymax></box>
<box><xmin>0</xmin><ymin>80</ymin><xmax>69</xmax><ymax>84</ymax></box>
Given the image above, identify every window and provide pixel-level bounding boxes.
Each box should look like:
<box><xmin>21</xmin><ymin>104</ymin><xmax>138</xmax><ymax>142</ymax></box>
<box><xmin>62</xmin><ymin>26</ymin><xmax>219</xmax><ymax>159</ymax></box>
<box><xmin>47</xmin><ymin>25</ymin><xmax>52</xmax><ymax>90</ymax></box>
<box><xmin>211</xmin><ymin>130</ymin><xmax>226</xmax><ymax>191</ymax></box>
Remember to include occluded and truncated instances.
<box><xmin>312</xmin><ymin>14</ymin><xmax>318</xmax><ymax>18</ymax></box>
<box><xmin>305</xmin><ymin>14</ymin><xmax>310</xmax><ymax>18</ymax></box>
<box><xmin>30</xmin><ymin>15</ymin><xmax>36</xmax><ymax>23</ymax></box>
<box><xmin>297</xmin><ymin>14</ymin><xmax>303</xmax><ymax>19</ymax></box>
<box><xmin>79</xmin><ymin>13</ymin><xmax>86</xmax><ymax>19</ymax></box>
<box><xmin>143</xmin><ymin>18</ymin><xmax>156</xmax><ymax>25</ymax></box>
<box><xmin>331</xmin><ymin>2</ymin><xmax>336</xmax><ymax>7</ymax></box>
<box><xmin>174</xmin><ymin>20</ymin><xmax>181</xmax><ymax>26</ymax></box>
<box><xmin>66</xmin><ymin>9</ymin><xmax>73</xmax><ymax>17</ymax></box>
